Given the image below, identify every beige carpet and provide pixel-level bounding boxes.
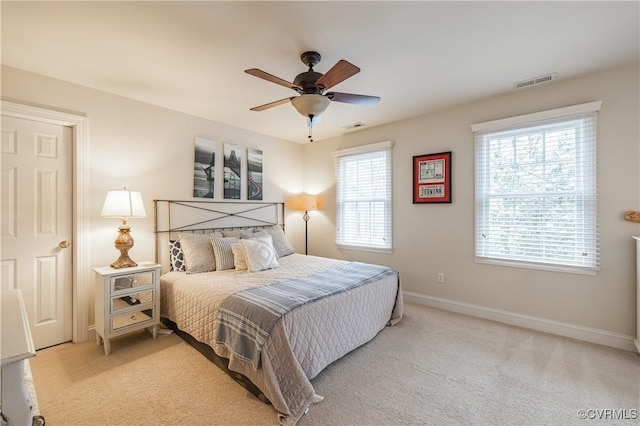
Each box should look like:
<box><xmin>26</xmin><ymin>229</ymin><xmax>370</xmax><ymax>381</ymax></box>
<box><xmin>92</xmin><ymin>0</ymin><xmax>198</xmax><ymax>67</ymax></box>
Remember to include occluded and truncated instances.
<box><xmin>30</xmin><ymin>303</ymin><xmax>639</xmax><ymax>425</ymax></box>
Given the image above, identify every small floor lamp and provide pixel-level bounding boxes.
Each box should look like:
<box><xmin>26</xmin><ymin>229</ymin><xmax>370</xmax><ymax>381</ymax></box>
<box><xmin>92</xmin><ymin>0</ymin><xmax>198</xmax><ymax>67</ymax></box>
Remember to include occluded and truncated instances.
<box><xmin>295</xmin><ymin>194</ymin><xmax>318</xmax><ymax>255</ymax></box>
<box><xmin>101</xmin><ymin>188</ymin><xmax>147</xmax><ymax>269</ymax></box>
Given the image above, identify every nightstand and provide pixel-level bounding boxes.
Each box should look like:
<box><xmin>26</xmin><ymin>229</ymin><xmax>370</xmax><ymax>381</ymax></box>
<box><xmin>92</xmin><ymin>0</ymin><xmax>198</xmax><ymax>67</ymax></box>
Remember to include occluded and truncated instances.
<box><xmin>93</xmin><ymin>262</ymin><xmax>161</xmax><ymax>355</ymax></box>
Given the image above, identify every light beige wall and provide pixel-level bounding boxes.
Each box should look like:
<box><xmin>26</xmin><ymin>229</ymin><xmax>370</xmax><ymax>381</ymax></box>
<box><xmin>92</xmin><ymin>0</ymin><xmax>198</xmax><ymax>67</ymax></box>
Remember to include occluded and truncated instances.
<box><xmin>303</xmin><ymin>62</ymin><xmax>640</xmax><ymax>337</ymax></box>
<box><xmin>1</xmin><ymin>65</ymin><xmax>305</xmax><ymax>325</ymax></box>
<box><xmin>3</xmin><ymin>63</ymin><xmax>638</xmax><ymax>338</ymax></box>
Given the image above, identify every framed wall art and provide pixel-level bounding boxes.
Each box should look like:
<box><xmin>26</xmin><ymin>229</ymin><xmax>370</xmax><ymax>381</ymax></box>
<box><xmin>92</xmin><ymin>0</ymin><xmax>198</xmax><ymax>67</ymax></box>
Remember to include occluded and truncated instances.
<box><xmin>193</xmin><ymin>136</ymin><xmax>218</xmax><ymax>199</ymax></box>
<box><xmin>247</xmin><ymin>148</ymin><xmax>263</xmax><ymax>200</ymax></box>
<box><xmin>412</xmin><ymin>151</ymin><xmax>452</xmax><ymax>204</ymax></box>
<box><xmin>223</xmin><ymin>143</ymin><xmax>242</xmax><ymax>199</ymax></box>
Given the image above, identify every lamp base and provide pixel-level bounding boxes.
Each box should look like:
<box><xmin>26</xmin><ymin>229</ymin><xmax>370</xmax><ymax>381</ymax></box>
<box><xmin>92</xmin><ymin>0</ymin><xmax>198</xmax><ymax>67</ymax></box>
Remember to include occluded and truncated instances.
<box><xmin>110</xmin><ymin>221</ymin><xmax>138</xmax><ymax>269</ymax></box>
<box><xmin>110</xmin><ymin>252</ymin><xmax>138</xmax><ymax>269</ymax></box>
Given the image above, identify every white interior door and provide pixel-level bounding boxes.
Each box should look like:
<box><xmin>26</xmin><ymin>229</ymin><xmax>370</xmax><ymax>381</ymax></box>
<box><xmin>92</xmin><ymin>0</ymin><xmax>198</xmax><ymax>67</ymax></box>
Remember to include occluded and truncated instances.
<box><xmin>1</xmin><ymin>115</ymin><xmax>73</xmax><ymax>349</ymax></box>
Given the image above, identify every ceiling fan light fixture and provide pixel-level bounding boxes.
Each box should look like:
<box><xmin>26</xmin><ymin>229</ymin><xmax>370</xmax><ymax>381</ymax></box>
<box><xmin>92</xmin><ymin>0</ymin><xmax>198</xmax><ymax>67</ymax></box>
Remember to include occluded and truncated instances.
<box><xmin>291</xmin><ymin>94</ymin><xmax>330</xmax><ymax>119</ymax></box>
<box><xmin>246</xmin><ymin>52</ymin><xmax>379</xmax><ymax>142</ymax></box>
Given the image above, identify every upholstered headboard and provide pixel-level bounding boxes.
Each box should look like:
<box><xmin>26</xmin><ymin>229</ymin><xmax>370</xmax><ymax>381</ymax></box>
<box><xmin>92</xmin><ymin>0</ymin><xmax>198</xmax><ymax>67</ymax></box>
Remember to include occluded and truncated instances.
<box><xmin>154</xmin><ymin>199</ymin><xmax>285</xmax><ymax>272</ymax></box>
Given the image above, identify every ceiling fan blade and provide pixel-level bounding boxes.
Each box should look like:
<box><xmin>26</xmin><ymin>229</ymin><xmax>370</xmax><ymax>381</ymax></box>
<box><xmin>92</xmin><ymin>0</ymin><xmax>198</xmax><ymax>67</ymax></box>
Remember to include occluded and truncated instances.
<box><xmin>249</xmin><ymin>97</ymin><xmax>295</xmax><ymax>112</ymax></box>
<box><xmin>326</xmin><ymin>92</ymin><xmax>380</xmax><ymax>107</ymax></box>
<box><xmin>315</xmin><ymin>60</ymin><xmax>360</xmax><ymax>91</ymax></box>
<box><xmin>245</xmin><ymin>68</ymin><xmax>301</xmax><ymax>91</ymax></box>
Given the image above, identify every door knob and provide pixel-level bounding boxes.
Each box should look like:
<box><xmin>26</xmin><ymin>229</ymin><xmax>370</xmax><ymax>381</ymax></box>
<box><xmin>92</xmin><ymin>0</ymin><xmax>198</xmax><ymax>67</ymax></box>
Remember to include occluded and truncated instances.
<box><xmin>59</xmin><ymin>240</ymin><xmax>71</xmax><ymax>249</ymax></box>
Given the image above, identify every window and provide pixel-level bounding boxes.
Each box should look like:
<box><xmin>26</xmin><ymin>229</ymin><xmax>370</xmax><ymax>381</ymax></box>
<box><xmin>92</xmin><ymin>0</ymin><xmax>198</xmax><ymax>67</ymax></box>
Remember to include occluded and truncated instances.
<box><xmin>472</xmin><ymin>102</ymin><xmax>601</xmax><ymax>274</ymax></box>
<box><xmin>334</xmin><ymin>141</ymin><xmax>393</xmax><ymax>251</ymax></box>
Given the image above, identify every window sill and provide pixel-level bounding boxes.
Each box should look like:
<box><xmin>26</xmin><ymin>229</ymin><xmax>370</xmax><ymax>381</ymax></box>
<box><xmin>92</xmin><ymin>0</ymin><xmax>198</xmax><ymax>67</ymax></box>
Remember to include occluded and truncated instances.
<box><xmin>336</xmin><ymin>244</ymin><xmax>393</xmax><ymax>254</ymax></box>
<box><xmin>475</xmin><ymin>257</ymin><xmax>598</xmax><ymax>276</ymax></box>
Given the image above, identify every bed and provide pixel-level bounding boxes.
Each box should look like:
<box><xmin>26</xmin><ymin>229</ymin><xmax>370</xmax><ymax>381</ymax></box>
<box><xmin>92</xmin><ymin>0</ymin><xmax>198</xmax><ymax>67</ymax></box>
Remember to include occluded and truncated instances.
<box><xmin>154</xmin><ymin>200</ymin><xmax>403</xmax><ymax>425</ymax></box>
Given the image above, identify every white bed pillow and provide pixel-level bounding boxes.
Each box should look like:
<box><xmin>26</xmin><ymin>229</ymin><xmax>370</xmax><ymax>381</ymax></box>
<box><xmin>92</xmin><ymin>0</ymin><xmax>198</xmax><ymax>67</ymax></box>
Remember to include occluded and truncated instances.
<box><xmin>240</xmin><ymin>229</ymin><xmax>268</xmax><ymax>239</ymax></box>
<box><xmin>178</xmin><ymin>232</ymin><xmax>221</xmax><ymax>274</ymax></box>
<box><xmin>211</xmin><ymin>236</ymin><xmax>240</xmax><ymax>271</ymax></box>
<box><xmin>222</xmin><ymin>229</ymin><xmax>268</xmax><ymax>239</ymax></box>
<box><xmin>222</xmin><ymin>229</ymin><xmax>244</xmax><ymax>238</ymax></box>
<box><xmin>230</xmin><ymin>242</ymin><xmax>248</xmax><ymax>271</ymax></box>
<box><xmin>240</xmin><ymin>235</ymin><xmax>279</xmax><ymax>272</ymax></box>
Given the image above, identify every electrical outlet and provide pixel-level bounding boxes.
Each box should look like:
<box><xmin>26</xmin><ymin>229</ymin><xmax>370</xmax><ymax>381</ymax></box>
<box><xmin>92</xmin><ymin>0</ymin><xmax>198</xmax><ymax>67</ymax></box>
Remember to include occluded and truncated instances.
<box><xmin>437</xmin><ymin>272</ymin><xmax>445</xmax><ymax>283</ymax></box>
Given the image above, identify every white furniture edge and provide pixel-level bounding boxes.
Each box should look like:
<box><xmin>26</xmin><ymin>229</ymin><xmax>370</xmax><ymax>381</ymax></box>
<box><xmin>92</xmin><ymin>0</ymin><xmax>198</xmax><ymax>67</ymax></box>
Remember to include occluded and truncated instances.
<box><xmin>1</xmin><ymin>100</ymin><xmax>91</xmax><ymax>344</ymax></box>
<box><xmin>404</xmin><ymin>291</ymin><xmax>637</xmax><ymax>352</ymax></box>
<box><xmin>633</xmin><ymin>235</ymin><xmax>640</xmax><ymax>354</ymax></box>
<box><xmin>1</xmin><ymin>290</ymin><xmax>36</xmax><ymax>365</ymax></box>
<box><xmin>1</xmin><ymin>289</ymin><xmax>38</xmax><ymax>424</ymax></box>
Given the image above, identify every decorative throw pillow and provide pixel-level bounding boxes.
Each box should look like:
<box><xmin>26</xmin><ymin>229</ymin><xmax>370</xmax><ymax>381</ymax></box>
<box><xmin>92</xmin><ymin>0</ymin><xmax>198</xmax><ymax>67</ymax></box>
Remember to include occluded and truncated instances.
<box><xmin>222</xmin><ymin>229</ymin><xmax>244</xmax><ymax>238</ymax></box>
<box><xmin>230</xmin><ymin>242</ymin><xmax>248</xmax><ymax>271</ymax></box>
<box><xmin>211</xmin><ymin>236</ymin><xmax>239</xmax><ymax>271</ymax></box>
<box><xmin>264</xmin><ymin>225</ymin><xmax>295</xmax><ymax>258</ymax></box>
<box><xmin>168</xmin><ymin>240</ymin><xmax>186</xmax><ymax>272</ymax></box>
<box><xmin>239</xmin><ymin>229</ymin><xmax>268</xmax><ymax>239</ymax></box>
<box><xmin>178</xmin><ymin>233</ymin><xmax>221</xmax><ymax>274</ymax></box>
<box><xmin>240</xmin><ymin>235</ymin><xmax>279</xmax><ymax>272</ymax></box>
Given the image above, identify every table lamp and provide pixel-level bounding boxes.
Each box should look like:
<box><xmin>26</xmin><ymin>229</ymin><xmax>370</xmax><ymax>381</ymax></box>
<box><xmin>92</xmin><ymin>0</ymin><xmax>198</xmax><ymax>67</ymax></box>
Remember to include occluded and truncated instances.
<box><xmin>101</xmin><ymin>188</ymin><xmax>146</xmax><ymax>269</ymax></box>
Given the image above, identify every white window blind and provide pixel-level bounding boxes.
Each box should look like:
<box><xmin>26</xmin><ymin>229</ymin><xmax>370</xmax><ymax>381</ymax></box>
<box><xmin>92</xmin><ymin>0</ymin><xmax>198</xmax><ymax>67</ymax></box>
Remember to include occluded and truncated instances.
<box><xmin>472</xmin><ymin>102</ymin><xmax>600</xmax><ymax>274</ymax></box>
<box><xmin>334</xmin><ymin>141</ymin><xmax>393</xmax><ymax>251</ymax></box>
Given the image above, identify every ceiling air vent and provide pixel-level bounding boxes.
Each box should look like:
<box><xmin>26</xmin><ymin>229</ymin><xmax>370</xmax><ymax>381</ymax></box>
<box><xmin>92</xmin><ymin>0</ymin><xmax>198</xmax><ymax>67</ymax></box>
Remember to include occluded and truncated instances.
<box><xmin>514</xmin><ymin>73</ymin><xmax>557</xmax><ymax>90</ymax></box>
<box><xmin>343</xmin><ymin>122</ymin><xmax>366</xmax><ymax>130</ymax></box>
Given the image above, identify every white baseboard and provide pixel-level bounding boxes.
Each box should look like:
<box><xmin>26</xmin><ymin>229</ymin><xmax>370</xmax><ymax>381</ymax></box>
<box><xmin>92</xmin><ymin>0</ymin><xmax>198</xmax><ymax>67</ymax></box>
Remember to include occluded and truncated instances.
<box><xmin>403</xmin><ymin>291</ymin><xmax>637</xmax><ymax>352</ymax></box>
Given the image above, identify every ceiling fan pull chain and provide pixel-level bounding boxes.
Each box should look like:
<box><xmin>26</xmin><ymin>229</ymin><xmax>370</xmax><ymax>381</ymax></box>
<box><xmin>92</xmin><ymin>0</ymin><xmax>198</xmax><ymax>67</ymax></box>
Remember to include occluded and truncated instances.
<box><xmin>308</xmin><ymin>115</ymin><xmax>315</xmax><ymax>142</ymax></box>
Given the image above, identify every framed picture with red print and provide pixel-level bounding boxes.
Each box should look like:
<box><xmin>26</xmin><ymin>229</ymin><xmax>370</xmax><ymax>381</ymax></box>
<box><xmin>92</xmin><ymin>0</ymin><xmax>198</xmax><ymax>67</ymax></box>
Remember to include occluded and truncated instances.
<box><xmin>412</xmin><ymin>151</ymin><xmax>452</xmax><ymax>204</ymax></box>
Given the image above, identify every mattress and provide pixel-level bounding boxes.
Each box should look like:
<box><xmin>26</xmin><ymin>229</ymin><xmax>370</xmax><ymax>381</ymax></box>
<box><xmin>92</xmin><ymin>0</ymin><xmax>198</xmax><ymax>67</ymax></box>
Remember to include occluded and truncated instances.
<box><xmin>160</xmin><ymin>253</ymin><xmax>403</xmax><ymax>425</ymax></box>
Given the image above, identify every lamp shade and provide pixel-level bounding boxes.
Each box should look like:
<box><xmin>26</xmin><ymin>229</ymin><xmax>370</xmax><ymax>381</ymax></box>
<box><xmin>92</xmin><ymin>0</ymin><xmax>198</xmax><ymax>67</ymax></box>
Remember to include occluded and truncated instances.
<box><xmin>291</xmin><ymin>94</ymin><xmax>330</xmax><ymax>118</ymax></box>
<box><xmin>295</xmin><ymin>194</ymin><xmax>318</xmax><ymax>212</ymax></box>
<box><xmin>101</xmin><ymin>189</ymin><xmax>146</xmax><ymax>218</ymax></box>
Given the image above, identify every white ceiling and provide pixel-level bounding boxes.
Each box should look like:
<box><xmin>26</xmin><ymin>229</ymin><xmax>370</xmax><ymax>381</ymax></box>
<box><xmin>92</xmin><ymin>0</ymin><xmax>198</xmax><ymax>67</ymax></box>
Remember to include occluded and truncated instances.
<box><xmin>2</xmin><ymin>1</ymin><xmax>638</xmax><ymax>144</ymax></box>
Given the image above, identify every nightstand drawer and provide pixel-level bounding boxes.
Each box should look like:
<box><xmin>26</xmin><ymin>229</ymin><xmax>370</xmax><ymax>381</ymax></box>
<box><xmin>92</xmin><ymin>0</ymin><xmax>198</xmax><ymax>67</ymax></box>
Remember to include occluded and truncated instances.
<box><xmin>111</xmin><ymin>290</ymin><xmax>155</xmax><ymax>314</ymax></box>
<box><xmin>111</xmin><ymin>307</ymin><xmax>155</xmax><ymax>332</ymax></box>
<box><xmin>111</xmin><ymin>271</ymin><xmax>155</xmax><ymax>294</ymax></box>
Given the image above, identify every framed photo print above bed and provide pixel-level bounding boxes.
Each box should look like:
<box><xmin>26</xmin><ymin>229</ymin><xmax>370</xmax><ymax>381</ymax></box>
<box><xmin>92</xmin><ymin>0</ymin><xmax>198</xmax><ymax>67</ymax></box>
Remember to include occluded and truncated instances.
<box><xmin>247</xmin><ymin>148</ymin><xmax>263</xmax><ymax>200</ymax></box>
<box><xmin>193</xmin><ymin>138</ymin><xmax>264</xmax><ymax>202</ymax></box>
<box><xmin>412</xmin><ymin>151</ymin><xmax>452</xmax><ymax>204</ymax></box>
<box><xmin>224</xmin><ymin>143</ymin><xmax>241</xmax><ymax>199</ymax></box>
<box><xmin>193</xmin><ymin>136</ymin><xmax>219</xmax><ymax>199</ymax></box>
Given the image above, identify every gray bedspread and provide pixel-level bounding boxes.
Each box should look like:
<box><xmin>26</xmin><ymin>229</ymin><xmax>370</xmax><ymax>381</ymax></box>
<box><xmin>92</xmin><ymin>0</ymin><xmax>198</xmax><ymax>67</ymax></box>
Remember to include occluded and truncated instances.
<box><xmin>215</xmin><ymin>261</ymin><xmax>397</xmax><ymax>369</ymax></box>
<box><xmin>160</xmin><ymin>254</ymin><xmax>403</xmax><ymax>425</ymax></box>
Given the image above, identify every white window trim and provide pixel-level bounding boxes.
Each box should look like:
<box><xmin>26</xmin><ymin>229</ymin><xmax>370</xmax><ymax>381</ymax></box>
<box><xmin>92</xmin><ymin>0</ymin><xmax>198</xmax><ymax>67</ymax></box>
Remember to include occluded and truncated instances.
<box><xmin>471</xmin><ymin>101</ymin><xmax>602</xmax><ymax>133</ymax></box>
<box><xmin>336</xmin><ymin>243</ymin><xmax>394</xmax><ymax>254</ymax></box>
<box><xmin>334</xmin><ymin>140</ymin><xmax>394</xmax><ymax>253</ymax></box>
<box><xmin>472</xmin><ymin>101</ymin><xmax>601</xmax><ymax>275</ymax></box>
<box><xmin>475</xmin><ymin>257</ymin><xmax>598</xmax><ymax>276</ymax></box>
<box><xmin>333</xmin><ymin>140</ymin><xmax>394</xmax><ymax>158</ymax></box>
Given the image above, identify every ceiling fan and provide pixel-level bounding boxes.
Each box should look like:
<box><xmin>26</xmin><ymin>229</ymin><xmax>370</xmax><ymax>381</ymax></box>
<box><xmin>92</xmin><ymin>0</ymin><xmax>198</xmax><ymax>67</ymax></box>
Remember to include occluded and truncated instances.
<box><xmin>245</xmin><ymin>51</ymin><xmax>380</xmax><ymax>141</ymax></box>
